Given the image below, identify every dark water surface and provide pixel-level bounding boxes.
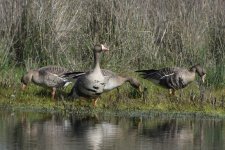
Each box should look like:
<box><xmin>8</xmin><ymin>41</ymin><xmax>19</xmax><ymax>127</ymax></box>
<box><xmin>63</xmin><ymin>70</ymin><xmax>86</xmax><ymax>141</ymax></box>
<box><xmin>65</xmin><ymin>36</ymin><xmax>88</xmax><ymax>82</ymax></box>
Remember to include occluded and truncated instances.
<box><xmin>0</xmin><ymin>110</ymin><xmax>224</xmax><ymax>150</ymax></box>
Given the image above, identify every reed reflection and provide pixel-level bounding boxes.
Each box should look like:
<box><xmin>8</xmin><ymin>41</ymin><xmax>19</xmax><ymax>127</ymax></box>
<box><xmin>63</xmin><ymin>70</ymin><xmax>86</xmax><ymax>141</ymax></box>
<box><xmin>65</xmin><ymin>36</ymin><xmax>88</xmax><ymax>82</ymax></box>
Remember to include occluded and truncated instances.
<box><xmin>0</xmin><ymin>111</ymin><xmax>224</xmax><ymax>150</ymax></box>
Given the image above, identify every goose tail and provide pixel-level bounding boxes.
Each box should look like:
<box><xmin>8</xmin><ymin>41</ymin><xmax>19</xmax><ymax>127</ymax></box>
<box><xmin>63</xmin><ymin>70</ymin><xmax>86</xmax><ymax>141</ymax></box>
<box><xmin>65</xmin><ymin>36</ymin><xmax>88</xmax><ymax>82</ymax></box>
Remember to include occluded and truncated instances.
<box><xmin>135</xmin><ymin>69</ymin><xmax>159</xmax><ymax>79</ymax></box>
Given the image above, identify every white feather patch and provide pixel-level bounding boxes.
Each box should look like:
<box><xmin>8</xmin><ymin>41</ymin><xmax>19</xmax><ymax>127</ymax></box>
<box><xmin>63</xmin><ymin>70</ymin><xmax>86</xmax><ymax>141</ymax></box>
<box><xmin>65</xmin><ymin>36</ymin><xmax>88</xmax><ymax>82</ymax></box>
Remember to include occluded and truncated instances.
<box><xmin>64</xmin><ymin>82</ymin><xmax>72</xmax><ymax>87</ymax></box>
<box><xmin>160</xmin><ymin>73</ymin><xmax>174</xmax><ymax>79</ymax></box>
<box><xmin>52</xmin><ymin>73</ymin><xmax>59</xmax><ymax>77</ymax></box>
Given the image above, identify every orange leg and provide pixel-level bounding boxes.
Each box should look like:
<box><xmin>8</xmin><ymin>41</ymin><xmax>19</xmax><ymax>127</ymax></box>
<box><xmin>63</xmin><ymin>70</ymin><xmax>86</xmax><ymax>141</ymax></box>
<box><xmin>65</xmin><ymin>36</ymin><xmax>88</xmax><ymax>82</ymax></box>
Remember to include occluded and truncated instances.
<box><xmin>169</xmin><ymin>89</ymin><xmax>176</xmax><ymax>96</ymax></box>
<box><xmin>138</xmin><ymin>86</ymin><xmax>143</xmax><ymax>93</ymax></box>
<box><xmin>116</xmin><ymin>88</ymin><xmax>120</xmax><ymax>102</ymax></box>
<box><xmin>51</xmin><ymin>88</ymin><xmax>56</xmax><ymax>100</ymax></box>
<box><xmin>172</xmin><ymin>89</ymin><xmax>176</xmax><ymax>95</ymax></box>
<box><xmin>92</xmin><ymin>98</ymin><xmax>98</xmax><ymax>107</ymax></box>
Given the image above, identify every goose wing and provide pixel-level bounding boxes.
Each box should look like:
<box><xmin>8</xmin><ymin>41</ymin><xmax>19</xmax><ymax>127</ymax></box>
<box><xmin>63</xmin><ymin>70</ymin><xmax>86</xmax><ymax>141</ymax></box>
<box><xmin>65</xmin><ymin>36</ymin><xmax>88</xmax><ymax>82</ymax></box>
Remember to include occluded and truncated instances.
<box><xmin>39</xmin><ymin>70</ymin><xmax>71</xmax><ymax>88</ymax></box>
<box><xmin>38</xmin><ymin>66</ymin><xmax>70</xmax><ymax>76</ymax></box>
<box><xmin>136</xmin><ymin>67</ymin><xmax>186</xmax><ymax>89</ymax></box>
<box><xmin>136</xmin><ymin>68</ymin><xmax>178</xmax><ymax>80</ymax></box>
<box><xmin>64</xmin><ymin>69</ymin><xmax>116</xmax><ymax>79</ymax></box>
<box><xmin>101</xmin><ymin>69</ymin><xmax>116</xmax><ymax>77</ymax></box>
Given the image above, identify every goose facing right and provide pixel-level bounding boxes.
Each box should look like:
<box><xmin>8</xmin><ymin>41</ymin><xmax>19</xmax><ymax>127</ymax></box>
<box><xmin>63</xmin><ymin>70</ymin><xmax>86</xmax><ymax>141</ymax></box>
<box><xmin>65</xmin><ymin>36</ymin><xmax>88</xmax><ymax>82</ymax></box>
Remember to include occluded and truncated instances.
<box><xmin>136</xmin><ymin>64</ymin><xmax>206</xmax><ymax>95</ymax></box>
<box><xmin>69</xmin><ymin>44</ymin><xmax>109</xmax><ymax>106</ymax></box>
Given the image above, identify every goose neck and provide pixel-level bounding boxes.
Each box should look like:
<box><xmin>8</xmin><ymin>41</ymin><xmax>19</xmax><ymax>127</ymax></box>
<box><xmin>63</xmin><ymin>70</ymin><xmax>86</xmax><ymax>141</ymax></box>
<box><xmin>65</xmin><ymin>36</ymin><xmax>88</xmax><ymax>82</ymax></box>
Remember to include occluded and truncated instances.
<box><xmin>93</xmin><ymin>51</ymin><xmax>101</xmax><ymax>70</ymax></box>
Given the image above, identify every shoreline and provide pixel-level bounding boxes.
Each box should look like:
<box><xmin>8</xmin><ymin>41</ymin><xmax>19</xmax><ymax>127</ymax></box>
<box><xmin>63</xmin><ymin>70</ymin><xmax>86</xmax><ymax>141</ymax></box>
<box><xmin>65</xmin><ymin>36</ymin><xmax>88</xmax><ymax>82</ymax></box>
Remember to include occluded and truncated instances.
<box><xmin>1</xmin><ymin>101</ymin><xmax>225</xmax><ymax>120</ymax></box>
<box><xmin>0</xmin><ymin>85</ymin><xmax>224</xmax><ymax>119</ymax></box>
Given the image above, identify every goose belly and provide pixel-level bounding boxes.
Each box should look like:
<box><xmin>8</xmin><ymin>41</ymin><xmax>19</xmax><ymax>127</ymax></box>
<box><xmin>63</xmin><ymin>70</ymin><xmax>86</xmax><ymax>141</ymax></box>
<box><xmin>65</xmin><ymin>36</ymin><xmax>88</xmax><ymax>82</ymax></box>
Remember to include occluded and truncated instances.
<box><xmin>149</xmin><ymin>79</ymin><xmax>161</xmax><ymax>85</ymax></box>
<box><xmin>78</xmin><ymin>75</ymin><xmax>106</xmax><ymax>97</ymax></box>
<box><xmin>89</xmin><ymin>74</ymin><xmax>106</xmax><ymax>91</ymax></box>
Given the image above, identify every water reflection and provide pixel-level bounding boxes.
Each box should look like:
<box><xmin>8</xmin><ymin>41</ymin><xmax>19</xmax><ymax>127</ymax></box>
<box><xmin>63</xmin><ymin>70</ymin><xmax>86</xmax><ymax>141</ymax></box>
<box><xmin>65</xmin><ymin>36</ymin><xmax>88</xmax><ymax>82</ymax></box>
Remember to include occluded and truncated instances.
<box><xmin>0</xmin><ymin>110</ymin><xmax>224</xmax><ymax>150</ymax></box>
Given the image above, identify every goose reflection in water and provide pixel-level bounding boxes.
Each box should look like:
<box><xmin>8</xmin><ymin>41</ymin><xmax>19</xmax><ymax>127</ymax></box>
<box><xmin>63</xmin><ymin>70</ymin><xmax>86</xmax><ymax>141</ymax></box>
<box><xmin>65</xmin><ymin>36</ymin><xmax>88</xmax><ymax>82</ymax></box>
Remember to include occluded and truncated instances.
<box><xmin>69</xmin><ymin>115</ymin><xmax>122</xmax><ymax>150</ymax></box>
<box><xmin>1</xmin><ymin>111</ymin><xmax>225</xmax><ymax>150</ymax></box>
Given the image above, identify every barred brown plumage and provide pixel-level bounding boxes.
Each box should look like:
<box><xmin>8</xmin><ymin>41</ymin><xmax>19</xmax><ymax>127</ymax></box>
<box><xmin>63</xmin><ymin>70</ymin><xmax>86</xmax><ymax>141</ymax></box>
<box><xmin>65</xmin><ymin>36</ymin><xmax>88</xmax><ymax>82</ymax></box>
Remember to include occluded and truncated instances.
<box><xmin>136</xmin><ymin>64</ymin><xmax>206</xmax><ymax>95</ymax></box>
<box><xmin>21</xmin><ymin>65</ymin><xmax>78</xmax><ymax>99</ymax></box>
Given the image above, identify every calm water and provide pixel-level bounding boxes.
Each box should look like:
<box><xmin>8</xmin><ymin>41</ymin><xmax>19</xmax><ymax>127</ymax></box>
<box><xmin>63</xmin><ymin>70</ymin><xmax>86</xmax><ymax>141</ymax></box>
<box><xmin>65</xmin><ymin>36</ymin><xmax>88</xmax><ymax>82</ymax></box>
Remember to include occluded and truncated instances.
<box><xmin>0</xmin><ymin>110</ymin><xmax>224</xmax><ymax>150</ymax></box>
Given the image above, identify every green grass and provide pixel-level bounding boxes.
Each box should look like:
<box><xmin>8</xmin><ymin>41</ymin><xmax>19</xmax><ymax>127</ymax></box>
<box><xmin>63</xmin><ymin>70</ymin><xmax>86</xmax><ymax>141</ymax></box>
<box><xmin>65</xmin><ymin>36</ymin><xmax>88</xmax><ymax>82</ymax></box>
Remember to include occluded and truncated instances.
<box><xmin>0</xmin><ymin>71</ymin><xmax>224</xmax><ymax>118</ymax></box>
<box><xmin>0</xmin><ymin>0</ymin><xmax>224</xmax><ymax>118</ymax></box>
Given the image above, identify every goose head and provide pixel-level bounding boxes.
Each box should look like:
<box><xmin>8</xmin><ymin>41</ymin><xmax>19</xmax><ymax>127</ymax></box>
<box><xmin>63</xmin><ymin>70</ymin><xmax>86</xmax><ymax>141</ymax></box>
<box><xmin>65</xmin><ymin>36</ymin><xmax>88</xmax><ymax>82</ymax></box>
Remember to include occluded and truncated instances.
<box><xmin>21</xmin><ymin>70</ymin><xmax>35</xmax><ymax>90</ymax></box>
<box><xmin>190</xmin><ymin>64</ymin><xmax>206</xmax><ymax>83</ymax></box>
<box><xmin>128</xmin><ymin>77</ymin><xmax>142</xmax><ymax>92</ymax></box>
<box><xmin>94</xmin><ymin>44</ymin><xmax>109</xmax><ymax>53</ymax></box>
<box><xmin>92</xmin><ymin>44</ymin><xmax>109</xmax><ymax>70</ymax></box>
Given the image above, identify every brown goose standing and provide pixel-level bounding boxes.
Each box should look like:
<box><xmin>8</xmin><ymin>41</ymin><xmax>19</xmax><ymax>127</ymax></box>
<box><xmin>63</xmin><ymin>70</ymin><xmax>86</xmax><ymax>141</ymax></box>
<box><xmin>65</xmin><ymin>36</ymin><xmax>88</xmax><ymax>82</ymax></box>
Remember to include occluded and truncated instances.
<box><xmin>21</xmin><ymin>65</ymin><xmax>82</xmax><ymax>99</ymax></box>
<box><xmin>69</xmin><ymin>44</ymin><xmax>109</xmax><ymax>106</ymax></box>
<box><xmin>136</xmin><ymin>64</ymin><xmax>206</xmax><ymax>95</ymax></box>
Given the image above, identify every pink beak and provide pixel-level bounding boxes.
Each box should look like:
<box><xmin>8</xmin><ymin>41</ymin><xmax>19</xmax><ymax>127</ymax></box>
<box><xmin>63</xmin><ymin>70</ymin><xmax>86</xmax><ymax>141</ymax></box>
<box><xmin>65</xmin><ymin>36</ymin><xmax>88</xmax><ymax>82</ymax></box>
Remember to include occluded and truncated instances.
<box><xmin>101</xmin><ymin>44</ymin><xmax>109</xmax><ymax>51</ymax></box>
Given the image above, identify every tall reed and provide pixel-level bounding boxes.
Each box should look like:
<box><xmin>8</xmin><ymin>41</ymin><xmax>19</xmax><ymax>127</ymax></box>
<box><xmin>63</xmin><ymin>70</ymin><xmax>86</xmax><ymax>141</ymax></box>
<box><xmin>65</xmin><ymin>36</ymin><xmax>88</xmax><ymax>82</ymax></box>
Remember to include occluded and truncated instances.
<box><xmin>0</xmin><ymin>0</ymin><xmax>224</xmax><ymax>88</ymax></box>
